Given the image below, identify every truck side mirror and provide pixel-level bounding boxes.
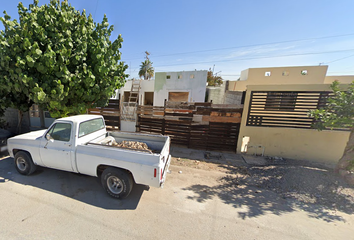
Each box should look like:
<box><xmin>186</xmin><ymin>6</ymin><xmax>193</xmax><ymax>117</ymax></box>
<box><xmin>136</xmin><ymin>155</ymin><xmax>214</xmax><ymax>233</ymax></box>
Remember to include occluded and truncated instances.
<box><xmin>46</xmin><ymin>134</ymin><xmax>54</xmax><ymax>142</ymax></box>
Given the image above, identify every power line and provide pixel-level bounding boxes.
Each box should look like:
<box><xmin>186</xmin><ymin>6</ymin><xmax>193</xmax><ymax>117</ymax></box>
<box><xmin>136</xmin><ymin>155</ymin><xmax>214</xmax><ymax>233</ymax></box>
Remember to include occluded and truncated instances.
<box><xmin>93</xmin><ymin>0</ymin><xmax>99</xmax><ymax>18</ymax></box>
<box><xmin>324</xmin><ymin>53</ymin><xmax>354</xmax><ymax>64</ymax></box>
<box><xmin>124</xmin><ymin>33</ymin><xmax>354</xmax><ymax>61</ymax></box>
<box><xmin>134</xmin><ymin>48</ymin><xmax>354</xmax><ymax>68</ymax></box>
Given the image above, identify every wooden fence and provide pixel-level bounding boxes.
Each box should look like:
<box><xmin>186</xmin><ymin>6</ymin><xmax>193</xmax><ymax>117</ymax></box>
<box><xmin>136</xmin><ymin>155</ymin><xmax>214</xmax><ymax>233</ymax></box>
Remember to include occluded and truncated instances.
<box><xmin>88</xmin><ymin>99</ymin><xmax>120</xmax><ymax>129</ymax></box>
<box><xmin>137</xmin><ymin>102</ymin><xmax>243</xmax><ymax>152</ymax></box>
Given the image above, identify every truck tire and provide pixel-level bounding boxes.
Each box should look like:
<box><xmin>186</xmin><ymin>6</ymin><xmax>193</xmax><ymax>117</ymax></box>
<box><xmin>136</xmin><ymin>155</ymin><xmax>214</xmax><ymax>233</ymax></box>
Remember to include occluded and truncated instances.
<box><xmin>101</xmin><ymin>167</ymin><xmax>133</xmax><ymax>199</ymax></box>
<box><xmin>14</xmin><ymin>151</ymin><xmax>37</xmax><ymax>175</ymax></box>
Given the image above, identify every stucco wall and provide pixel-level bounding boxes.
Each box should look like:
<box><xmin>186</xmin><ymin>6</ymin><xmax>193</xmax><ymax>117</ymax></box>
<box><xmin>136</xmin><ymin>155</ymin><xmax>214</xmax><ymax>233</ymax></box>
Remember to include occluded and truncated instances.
<box><xmin>154</xmin><ymin>71</ymin><xmax>207</xmax><ymax>106</ymax></box>
<box><xmin>324</xmin><ymin>75</ymin><xmax>354</xmax><ymax>84</ymax></box>
<box><xmin>239</xmin><ymin>126</ymin><xmax>349</xmax><ymax>166</ymax></box>
<box><xmin>237</xmin><ymin>84</ymin><xmax>350</xmax><ymax>166</ymax></box>
<box><xmin>116</xmin><ymin>79</ymin><xmax>155</xmax><ymax>105</ymax></box>
<box><xmin>231</xmin><ymin>65</ymin><xmax>329</xmax><ymax>91</ymax></box>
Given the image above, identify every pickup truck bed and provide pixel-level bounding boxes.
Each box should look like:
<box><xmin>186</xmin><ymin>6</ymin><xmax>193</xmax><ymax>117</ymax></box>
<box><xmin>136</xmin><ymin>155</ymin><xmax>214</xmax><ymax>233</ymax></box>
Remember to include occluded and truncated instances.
<box><xmin>77</xmin><ymin>131</ymin><xmax>171</xmax><ymax>188</ymax></box>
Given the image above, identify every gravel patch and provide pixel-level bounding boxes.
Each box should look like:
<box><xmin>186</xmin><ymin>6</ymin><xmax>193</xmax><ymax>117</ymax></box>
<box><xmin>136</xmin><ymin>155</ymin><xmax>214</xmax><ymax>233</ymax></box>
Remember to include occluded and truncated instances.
<box><xmin>171</xmin><ymin>151</ymin><xmax>354</xmax><ymax>215</ymax></box>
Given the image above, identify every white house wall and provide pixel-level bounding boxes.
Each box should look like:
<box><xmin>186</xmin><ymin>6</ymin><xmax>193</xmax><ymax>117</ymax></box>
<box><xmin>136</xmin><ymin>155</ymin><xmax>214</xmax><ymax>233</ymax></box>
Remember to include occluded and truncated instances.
<box><xmin>154</xmin><ymin>71</ymin><xmax>207</xmax><ymax>106</ymax></box>
<box><xmin>115</xmin><ymin>79</ymin><xmax>155</xmax><ymax>105</ymax></box>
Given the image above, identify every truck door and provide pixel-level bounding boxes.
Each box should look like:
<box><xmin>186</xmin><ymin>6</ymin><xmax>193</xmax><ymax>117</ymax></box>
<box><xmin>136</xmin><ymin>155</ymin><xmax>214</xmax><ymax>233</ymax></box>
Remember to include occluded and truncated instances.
<box><xmin>39</xmin><ymin>122</ymin><xmax>74</xmax><ymax>172</ymax></box>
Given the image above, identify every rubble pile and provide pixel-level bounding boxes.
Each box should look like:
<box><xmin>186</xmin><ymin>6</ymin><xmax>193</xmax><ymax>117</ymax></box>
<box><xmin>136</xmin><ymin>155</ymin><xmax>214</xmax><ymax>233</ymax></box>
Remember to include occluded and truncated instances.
<box><xmin>112</xmin><ymin>140</ymin><xmax>152</xmax><ymax>153</ymax></box>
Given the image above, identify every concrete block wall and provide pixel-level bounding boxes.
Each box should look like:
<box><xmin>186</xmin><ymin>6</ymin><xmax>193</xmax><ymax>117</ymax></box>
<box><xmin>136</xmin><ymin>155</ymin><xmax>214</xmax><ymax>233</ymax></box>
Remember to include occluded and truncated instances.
<box><xmin>224</xmin><ymin>91</ymin><xmax>243</xmax><ymax>105</ymax></box>
<box><xmin>3</xmin><ymin>108</ymin><xmax>31</xmax><ymax>133</ymax></box>
<box><xmin>206</xmin><ymin>82</ymin><xmax>227</xmax><ymax>104</ymax></box>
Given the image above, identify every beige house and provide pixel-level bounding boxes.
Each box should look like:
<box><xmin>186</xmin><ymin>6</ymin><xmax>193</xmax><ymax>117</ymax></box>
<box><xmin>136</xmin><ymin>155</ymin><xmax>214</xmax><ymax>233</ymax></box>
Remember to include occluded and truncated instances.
<box><xmin>233</xmin><ymin>65</ymin><xmax>352</xmax><ymax>166</ymax></box>
<box><xmin>229</xmin><ymin>65</ymin><xmax>353</xmax><ymax>92</ymax></box>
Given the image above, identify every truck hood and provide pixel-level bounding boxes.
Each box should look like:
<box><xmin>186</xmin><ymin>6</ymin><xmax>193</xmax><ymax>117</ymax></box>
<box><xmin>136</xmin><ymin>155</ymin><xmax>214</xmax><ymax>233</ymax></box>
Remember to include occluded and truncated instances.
<box><xmin>9</xmin><ymin>129</ymin><xmax>47</xmax><ymax>141</ymax></box>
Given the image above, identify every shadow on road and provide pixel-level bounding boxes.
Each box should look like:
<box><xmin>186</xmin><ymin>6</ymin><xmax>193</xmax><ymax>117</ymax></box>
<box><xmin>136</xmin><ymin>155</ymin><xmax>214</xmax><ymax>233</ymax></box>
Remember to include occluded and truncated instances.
<box><xmin>183</xmin><ymin>163</ymin><xmax>354</xmax><ymax>222</ymax></box>
<box><xmin>0</xmin><ymin>156</ymin><xmax>146</xmax><ymax>210</ymax></box>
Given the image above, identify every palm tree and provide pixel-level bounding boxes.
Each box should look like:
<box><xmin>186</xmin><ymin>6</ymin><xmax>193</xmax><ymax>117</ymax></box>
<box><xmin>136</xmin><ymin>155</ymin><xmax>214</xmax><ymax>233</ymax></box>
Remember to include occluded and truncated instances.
<box><xmin>138</xmin><ymin>59</ymin><xmax>154</xmax><ymax>80</ymax></box>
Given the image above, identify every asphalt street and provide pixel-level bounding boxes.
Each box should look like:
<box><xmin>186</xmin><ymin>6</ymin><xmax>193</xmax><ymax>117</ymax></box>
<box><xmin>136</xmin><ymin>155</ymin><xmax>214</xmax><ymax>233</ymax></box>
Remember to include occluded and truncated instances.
<box><xmin>0</xmin><ymin>154</ymin><xmax>353</xmax><ymax>240</ymax></box>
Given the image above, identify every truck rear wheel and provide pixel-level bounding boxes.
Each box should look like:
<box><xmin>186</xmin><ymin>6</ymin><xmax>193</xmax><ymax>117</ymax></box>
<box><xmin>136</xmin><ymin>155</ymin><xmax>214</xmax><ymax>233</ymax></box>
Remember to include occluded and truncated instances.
<box><xmin>101</xmin><ymin>168</ymin><xmax>133</xmax><ymax>199</ymax></box>
<box><xmin>14</xmin><ymin>151</ymin><xmax>37</xmax><ymax>175</ymax></box>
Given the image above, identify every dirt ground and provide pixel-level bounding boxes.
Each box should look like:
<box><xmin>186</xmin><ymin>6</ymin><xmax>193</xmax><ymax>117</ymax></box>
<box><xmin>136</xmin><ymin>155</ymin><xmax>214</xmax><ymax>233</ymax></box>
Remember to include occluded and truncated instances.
<box><xmin>170</xmin><ymin>146</ymin><xmax>354</xmax><ymax>221</ymax></box>
<box><xmin>1</xmin><ymin>147</ymin><xmax>354</xmax><ymax>239</ymax></box>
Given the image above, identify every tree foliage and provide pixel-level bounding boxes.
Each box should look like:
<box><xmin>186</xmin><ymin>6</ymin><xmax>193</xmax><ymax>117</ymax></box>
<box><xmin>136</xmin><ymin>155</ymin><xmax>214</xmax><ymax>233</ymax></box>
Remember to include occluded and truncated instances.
<box><xmin>0</xmin><ymin>0</ymin><xmax>128</xmax><ymax>118</ymax></box>
<box><xmin>207</xmin><ymin>70</ymin><xmax>223</xmax><ymax>86</ymax></box>
<box><xmin>138</xmin><ymin>59</ymin><xmax>154</xmax><ymax>80</ymax></box>
<box><xmin>310</xmin><ymin>81</ymin><xmax>354</xmax><ymax>130</ymax></box>
<box><xmin>310</xmin><ymin>80</ymin><xmax>354</xmax><ymax>173</ymax></box>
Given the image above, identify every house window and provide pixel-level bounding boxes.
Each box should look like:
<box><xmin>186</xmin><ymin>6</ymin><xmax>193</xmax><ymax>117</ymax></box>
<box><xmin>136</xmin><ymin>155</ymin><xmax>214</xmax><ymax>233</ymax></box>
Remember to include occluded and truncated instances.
<box><xmin>178</xmin><ymin>75</ymin><xmax>182</xmax><ymax>79</ymax></box>
<box><xmin>282</xmin><ymin>71</ymin><xmax>289</xmax><ymax>76</ymax></box>
<box><xmin>265</xmin><ymin>92</ymin><xmax>298</xmax><ymax>111</ymax></box>
<box><xmin>144</xmin><ymin>92</ymin><xmax>154</xmax><ymax>106</ymax></box>
<box><xmin>190</xmin><ymin>74</ymin><xmax>195</xmax><ymax>79</ymax></box>
<box><xmin>166</xmin><ymin>75</ymin><xmax>171</xmax><ymax>79</ymax></box>
<box><xmin>44</xmin><ymin>111</ymin><xmax>52</xmax><ymax>118</ymax></box>
<box><xmin>301</xmin><ymin>70</ymin><xmax>308</xmax><ymax>75</ymax></box>
<box><xmin>123</xmin><ymin>91</ymin><xmax>130</xmax><ymax>102</ymax></box>
<box><xmin>265</xmin><ymin>71</ymin><xmax>271</xmax><ymax>77</ymax></box>
<box><xmin>168</xmin><ymin>92</ymin><xmax>189</xmax><ymax>102</ymax></box>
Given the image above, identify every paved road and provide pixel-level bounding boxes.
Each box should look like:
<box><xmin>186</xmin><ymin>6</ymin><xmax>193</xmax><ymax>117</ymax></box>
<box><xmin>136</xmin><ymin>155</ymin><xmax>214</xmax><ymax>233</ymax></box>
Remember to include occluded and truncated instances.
<box><xmin>0</xmin><ymin>155</ymin><xmax>352</xmax><ymax>240</ymax></box>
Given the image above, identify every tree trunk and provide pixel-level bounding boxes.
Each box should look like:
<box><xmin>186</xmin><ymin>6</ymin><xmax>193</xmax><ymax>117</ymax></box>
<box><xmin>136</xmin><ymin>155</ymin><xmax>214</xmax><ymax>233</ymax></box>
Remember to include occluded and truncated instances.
<box><xmin>336</xmin><ymin>128</ymin><xmax>354</xmax><ymax>184</ymax></box>
<box><xmin>17</xmin><ymin>110</ymin><xmax>23</xmax><ymax>134</ymax></box>
<box><xmin>39</xmin><ymin>107</ymin><xmax>45</xmax><ymax>129</ymax></box>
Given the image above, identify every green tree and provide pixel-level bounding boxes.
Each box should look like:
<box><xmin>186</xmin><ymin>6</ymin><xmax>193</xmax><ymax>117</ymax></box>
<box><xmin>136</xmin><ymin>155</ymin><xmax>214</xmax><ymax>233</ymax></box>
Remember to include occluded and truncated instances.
<box><xmin>0</xmin><ymin>0</ymin><xmax>128</xmax><ymax>124</ymax></box>
<box><xmin>138</xmin><ymin>51</ymin><xmax>154</xmax><ymax>80</ymax></box>
<box><xmin>139</xmin><ymin>59</ymin><xmax>154</xmax><ymax>80</ymax></box>
<box><xmin>310</xmin><ymin>80</ymin><xmax>354</xmax><ymax>182</ymax></box>
<box><xmin>207</xmin><ymin>70</ymin><xmax>223</xmax><ymax>86</ymax></box>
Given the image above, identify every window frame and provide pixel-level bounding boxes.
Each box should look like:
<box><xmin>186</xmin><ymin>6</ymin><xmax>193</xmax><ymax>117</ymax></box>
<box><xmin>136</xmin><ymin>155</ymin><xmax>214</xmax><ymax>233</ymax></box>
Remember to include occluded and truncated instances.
<box><xmin>78</xmin><ymin>118</ymin><xmax>105</xmax><ymax>138</ymax></box>
<box><xmin>46</xmin><ymin>122</ymin><xmax>72</xmax><ymax>142</ymax></box>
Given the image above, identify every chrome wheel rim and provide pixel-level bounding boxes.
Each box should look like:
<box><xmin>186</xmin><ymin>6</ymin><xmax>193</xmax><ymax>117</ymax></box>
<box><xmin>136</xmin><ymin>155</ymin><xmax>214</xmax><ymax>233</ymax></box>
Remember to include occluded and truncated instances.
<box><xmin>16</xmin><ymin>157</ymin><xmax>27</xmax><ymax>171</ymax></box>
<box><xmin>107</xmin><ymin>176</ymin><xmax>123</xmax><ymax>194</ymax></box>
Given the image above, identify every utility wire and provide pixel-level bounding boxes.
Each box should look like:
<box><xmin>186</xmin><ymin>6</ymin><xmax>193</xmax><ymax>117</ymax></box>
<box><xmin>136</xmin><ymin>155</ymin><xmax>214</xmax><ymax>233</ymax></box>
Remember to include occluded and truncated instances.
<box><xmin>324</xmin><ymin>53</ymin><xmax>354</xmax><ymax>64</ymax></box>
<box><xmin>93</xmin><ymin>0</ymin><xmax>99</xmax><ymax>18</ymax></box>
<box><xmin>133</xmin><ymin>48</ymin><xmax>354</xmax><ymax>68</ymax></box>
<box><xmin>124</xmin><ymin>33</ymin><xmax>354</xmax><ymax>61</ymax></box>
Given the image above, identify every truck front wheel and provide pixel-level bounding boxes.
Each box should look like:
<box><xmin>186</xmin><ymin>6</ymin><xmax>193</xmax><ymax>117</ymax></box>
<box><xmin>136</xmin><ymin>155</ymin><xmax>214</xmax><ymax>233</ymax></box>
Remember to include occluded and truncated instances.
<box><xmin>101</xmin><ymin>168</ymin><xmax>133</xmax><ymax>199</ymax></box>
<box><xmin>14</xmin><ymin>151</ymin><xmax>37</xmax><ymax>175</ymax></box>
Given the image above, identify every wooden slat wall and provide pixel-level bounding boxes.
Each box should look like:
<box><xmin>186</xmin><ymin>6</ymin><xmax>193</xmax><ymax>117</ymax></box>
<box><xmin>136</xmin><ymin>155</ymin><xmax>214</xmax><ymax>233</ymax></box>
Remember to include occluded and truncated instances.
<box><xmin>88</xmin><ymin>99</ymin><xmax>120</xmax><ymax>129</ymax></box>
<box><xmin>137</xmin><ymin>102</ymin><xmax>242</xmax><ymax>152</ymax></box>
<box><xmin>247</xmin><ymin>91</ymin><xmax>331</xmax><ymax>129</ymax></box>
<box><xmin>165</xmin><ymin>120</ymin><xmax>191</xmax><ymax>145</ymax></box>
<box><xmin>207</xmin><ymin>123</ymin><xmax>240</xmax><ymax>151</ymax></box>
<box><xmin>138</xmin><ymin>117</ymin><xmax>240</xmax><ymax>151</ymax></box>
<box><xmin>138</xmin><ymin>117</ymin><xmax>164</xmax><ymax>134</ymax></box>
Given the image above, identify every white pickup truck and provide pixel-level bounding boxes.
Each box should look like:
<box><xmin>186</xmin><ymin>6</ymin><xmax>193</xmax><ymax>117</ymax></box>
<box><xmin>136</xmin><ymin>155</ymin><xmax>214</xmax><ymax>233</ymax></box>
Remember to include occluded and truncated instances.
<box><xmin>7</xmin><ymin>115</ymin><xmax>171</xmax><ymax>199</ymax></box>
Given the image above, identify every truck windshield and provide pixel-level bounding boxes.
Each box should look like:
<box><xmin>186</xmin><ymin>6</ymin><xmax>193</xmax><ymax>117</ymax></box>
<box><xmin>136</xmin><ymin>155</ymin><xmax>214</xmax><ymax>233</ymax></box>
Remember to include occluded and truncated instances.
<box><xmin>78</xmin><ymin>118</ymin><xmax>105</xmax><ymax>138</ymax></box>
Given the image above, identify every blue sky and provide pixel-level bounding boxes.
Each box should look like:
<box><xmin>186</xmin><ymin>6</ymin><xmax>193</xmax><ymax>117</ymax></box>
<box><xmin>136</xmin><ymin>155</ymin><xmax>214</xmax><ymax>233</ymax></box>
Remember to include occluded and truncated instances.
<box><xmin>1</xmin><ymin>0</ymin><xmax>354</xmax><ymax>80</ymax></box>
